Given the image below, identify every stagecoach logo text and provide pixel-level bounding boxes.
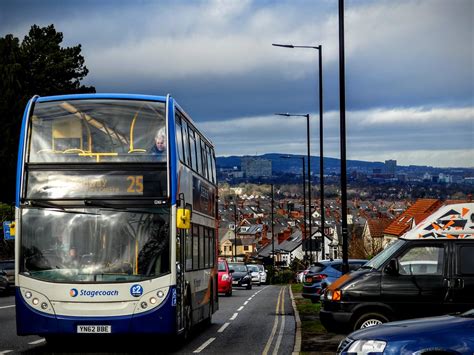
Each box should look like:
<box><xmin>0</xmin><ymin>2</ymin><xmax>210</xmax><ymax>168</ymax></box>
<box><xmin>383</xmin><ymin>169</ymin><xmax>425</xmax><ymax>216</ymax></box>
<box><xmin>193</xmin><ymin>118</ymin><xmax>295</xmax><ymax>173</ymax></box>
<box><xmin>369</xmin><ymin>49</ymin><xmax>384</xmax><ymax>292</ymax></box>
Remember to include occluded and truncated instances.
<box><xmin>69</xmin><ymin>288</ymin><xmax>119</xmax><ymax>298</ymax></box>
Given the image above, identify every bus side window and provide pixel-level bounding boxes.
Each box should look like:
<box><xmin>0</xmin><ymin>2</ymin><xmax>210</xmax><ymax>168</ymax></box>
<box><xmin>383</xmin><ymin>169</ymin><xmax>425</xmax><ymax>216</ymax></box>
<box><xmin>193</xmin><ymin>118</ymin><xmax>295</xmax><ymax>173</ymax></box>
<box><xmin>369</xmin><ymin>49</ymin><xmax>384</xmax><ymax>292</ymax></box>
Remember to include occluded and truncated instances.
<box><xmin>206</xmin><ymin>145</ymin><xmax>213</xmax><ymax>184</ymax></box>
<box><xmin>182</xmin><ymin>120</ymin><xmax>191</xmax><ymax>167</ymax></box>
<box><xmin>188</xmin><ymin>128</ymin><xmax>197</xmax><ymax>171</ymax></box>
<box><xmin>199</xmin><ymin>225</ymin><xmax>205</xmax><ymax>269</ymax></box>
<box><xmin>210</xmin><ymin>228</ymin><xmax>215</xmax><ymax>267</ymax></box>
<box><xmin>196</xmin><ymin>135</ymin><xmax>203</xmax><ymax>175</ymax></box>
<box><xmin>185</xmin><ymin>229</ymin><xmax>192</xmax><ymax>271</ymax></box>
<box><xmin>201</xmin><ymin>141</ymin><xmax>208</xmax><ymax>180</ymax></box>
<box><xmin>175</xmin><ymin>115</ymin><xmax>184</xmax><ymax>162</ymax></box>
<box><xmin>210</xmin><ymin>148</ymin><xmax>217</xmax><ymax>184</ymax></box>
<box><xmin>192</xmin><ymin>224</ymin><xmax>199</xmax><ymax>270</ymax></box>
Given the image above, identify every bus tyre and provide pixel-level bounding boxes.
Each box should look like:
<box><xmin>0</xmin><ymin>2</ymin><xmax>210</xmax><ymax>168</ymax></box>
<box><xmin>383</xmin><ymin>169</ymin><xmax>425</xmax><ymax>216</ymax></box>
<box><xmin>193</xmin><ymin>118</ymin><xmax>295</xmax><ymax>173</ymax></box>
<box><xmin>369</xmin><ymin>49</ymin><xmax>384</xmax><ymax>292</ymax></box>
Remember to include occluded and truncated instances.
<box><xmin>183</xmin><ymin>302</ymin><xmax>192</xmax><ymax>340</ymax></box>
<box><xmin>353</xmin><ymin>312</ymin><xmax>389</xmax><ymax>331</ymax></box>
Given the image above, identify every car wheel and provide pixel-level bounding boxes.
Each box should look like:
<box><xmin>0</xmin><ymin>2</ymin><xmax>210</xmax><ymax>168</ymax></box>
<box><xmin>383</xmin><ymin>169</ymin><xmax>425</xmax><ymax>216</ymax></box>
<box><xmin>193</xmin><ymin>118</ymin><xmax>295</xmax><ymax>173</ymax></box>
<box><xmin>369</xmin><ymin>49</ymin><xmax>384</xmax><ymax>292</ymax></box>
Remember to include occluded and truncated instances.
<box><xmin>246</xmin><ymin>283</ymin><xmax>252</xmax><ymax>290</ymax></box>
<box><xmin>225</xmin><ymin>288</ymin><xmax>232</xmax><ymax>297</ymax></box>
<box><xmin>353</xmin><ymin>312</ymin><xmax>389</xmax><ymax>330</ymax></box>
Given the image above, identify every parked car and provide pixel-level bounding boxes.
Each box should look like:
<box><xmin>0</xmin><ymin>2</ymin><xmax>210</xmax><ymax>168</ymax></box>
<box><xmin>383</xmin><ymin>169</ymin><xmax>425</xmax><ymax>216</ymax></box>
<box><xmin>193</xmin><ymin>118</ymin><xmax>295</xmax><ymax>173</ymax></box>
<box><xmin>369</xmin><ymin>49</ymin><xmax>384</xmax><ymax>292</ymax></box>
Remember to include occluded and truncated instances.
<box><xmin>228</xmin><ymin>262</ymin><xmax>252</xmax><ymax>290</ymax></box>
<box><xmin>246</xmin><ymin>264</ymin><xmax>261</xmax><ymax>286</ymax></box>
<box><xmin>296</xmin><ymin>267</ymin><xmax>310</xmax><ymax>283</ymax></box>
<box><xmin>257</xmin><ymin>264</ymin><xmax>267</xmax><ymax>284</ymax></box>
<box><xmin>320</xmin><ymin>203</ymin><xmax>474</xmax><ymax>333</ymax></box>
<box><xmin>0</xmin><ymin>271</ymin><xmax>9</xmax><ymax>295</ymax></box>
<box><xmin>302</xmin><ymin>259</ymin><xmax>367</xmax><ymax>303</ymax></box>
<box><xmin>0</xmin><ymin>260</ymin><xmax>14</xmax><ymax>287</ymax></box>
<box><xmin>337</xmin><ymin>309</ymin><xmax>474</xmax><ymax>354</ymax></box>
<box><xmin>217</xmin><ymin>258</ymin><xmax>233</xmax><ymax>297</ymax></box>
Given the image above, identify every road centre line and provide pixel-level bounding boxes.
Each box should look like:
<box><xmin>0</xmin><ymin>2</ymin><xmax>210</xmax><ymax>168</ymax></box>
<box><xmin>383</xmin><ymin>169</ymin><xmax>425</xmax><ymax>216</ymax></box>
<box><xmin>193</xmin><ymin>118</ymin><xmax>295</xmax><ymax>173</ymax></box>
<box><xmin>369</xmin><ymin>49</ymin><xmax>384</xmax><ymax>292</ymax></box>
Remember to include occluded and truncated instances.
<box><xmin>0</xmin><ymin>351</ymin><xmax>13</xmax><ymax>354</ymax></box>
<box><xmin>230</xmin><ymin>313</ymin><xmax>238</xmax><ymax>320</ymax></box>
<box><xmin>193</xmin><ymin>338</ymin><xmax>216</xmax><ymax>353</ymax></box>
<box><xmin>28</xmin><ymin>339</ymin><xmax>46</xmax><ymax>345</ymax></box>
<box><xmin>244</xmin><ymin>301</ymin><xmax>249</xmax><ymax>305</ymax></box>
<box><xmin>0</xmin><ymin>305</ymin><xmax>15</xmax><ymax>310</ymax></box>
<box><xmin>247</xmin><ymin>297</ymin><xmax>253</xmax><ymax>301</ymax></box>
<box><xmin>217</xmin><ymin>322</ymin><xmax>230</xmax><ymax>333</ymax></box>
<box><xmin>237</xmin><ymin>306</ymin><xmax>244</xmax><ymax>311</ymax></box>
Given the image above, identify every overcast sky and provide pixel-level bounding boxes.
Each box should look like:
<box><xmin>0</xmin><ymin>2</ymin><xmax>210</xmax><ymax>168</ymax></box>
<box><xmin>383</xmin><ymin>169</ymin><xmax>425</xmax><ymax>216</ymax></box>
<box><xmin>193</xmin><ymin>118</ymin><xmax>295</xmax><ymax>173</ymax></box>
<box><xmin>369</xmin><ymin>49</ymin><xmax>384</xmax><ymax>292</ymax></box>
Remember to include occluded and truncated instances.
<box><xmin>1</xmin><ymin>0</ymin><xmax>473</xmax><ymax>167</ymax></box>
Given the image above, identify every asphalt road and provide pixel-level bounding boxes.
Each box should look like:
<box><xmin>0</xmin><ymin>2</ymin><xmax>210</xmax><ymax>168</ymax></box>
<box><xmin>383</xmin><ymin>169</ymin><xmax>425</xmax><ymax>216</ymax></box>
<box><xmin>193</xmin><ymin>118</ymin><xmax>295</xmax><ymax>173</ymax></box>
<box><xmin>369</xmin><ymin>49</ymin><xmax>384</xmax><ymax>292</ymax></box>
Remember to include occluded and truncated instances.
<box><xmin>0</xmin><ymin>285</ymin><xmax>296</xmax><ymax>354</ymax></box>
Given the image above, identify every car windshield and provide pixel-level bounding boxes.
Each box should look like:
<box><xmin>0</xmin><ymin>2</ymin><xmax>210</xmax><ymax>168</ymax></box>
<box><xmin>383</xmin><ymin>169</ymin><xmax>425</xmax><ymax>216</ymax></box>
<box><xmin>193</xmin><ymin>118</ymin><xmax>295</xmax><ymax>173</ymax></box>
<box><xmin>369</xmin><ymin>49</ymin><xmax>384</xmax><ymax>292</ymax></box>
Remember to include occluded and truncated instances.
<box><xmin>228</xmin><ymin>263</ymin><xmax>247</xmax><ymax>272</ymax></box>
<box><xmin>247</xmin><ymin>265</ymin><xmax>259</xmax><ymax>272</ymax></box>
<box><xmin>257</xmin><ymin>265</ymin><xmax>264</xmax><ymax>272</ymax></box>
<box><xmin>364</xmin><ymin>239</ymin><xmax>407</xmax><ymax>270</ymax></box>
<box><xmin>218</xmin><ymin>261</ymin><xmax>227</xmax><ymax>272</ymax></box>
<box><xmin>20</xmin><ymin>207</ymin><xmax>170</xmax><ymax>283</ymax></box>
<box><xmin>309</xmin><ymin>263</ymin><xmax>327</xmax><ymax>273</ymax></box>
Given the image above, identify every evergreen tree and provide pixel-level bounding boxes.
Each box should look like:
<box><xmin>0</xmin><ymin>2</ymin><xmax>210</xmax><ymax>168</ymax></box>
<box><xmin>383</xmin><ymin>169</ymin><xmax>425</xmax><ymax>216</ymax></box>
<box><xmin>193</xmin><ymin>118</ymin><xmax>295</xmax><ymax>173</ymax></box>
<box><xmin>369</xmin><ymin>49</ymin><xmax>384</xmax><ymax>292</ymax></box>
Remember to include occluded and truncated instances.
<box><xmin>0</xmin><ymin>24</ymin><xmax>95</xmax><ymax>203</ymax></box>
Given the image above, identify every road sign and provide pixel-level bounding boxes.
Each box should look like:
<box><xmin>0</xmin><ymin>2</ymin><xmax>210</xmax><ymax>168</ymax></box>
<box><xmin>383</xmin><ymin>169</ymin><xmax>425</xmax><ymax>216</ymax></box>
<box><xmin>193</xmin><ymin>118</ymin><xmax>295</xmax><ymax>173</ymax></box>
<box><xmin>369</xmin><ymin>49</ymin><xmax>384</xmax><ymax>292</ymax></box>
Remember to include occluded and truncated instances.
<box><xmin>3</xmin><ymin>221</ymin><xmax>15</xmax><ymax>240</ymax></box>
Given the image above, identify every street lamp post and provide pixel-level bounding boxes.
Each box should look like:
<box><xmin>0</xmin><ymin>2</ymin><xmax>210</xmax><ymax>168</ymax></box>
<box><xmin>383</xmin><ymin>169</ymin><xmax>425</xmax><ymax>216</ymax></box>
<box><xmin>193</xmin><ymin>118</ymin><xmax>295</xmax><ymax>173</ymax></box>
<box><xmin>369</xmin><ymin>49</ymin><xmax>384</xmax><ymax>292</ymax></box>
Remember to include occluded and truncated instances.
<box><xmin>281</xmin><ymin>155</ymin><xmax>308</xmax><ymax>261</ymax></box>
<box><xmin>275</xmin><ymin>113</ymin><xmax>312</xmax><ymax>262</ymax></box>
<box><xmin>231</xmin><ymin>196</ymin><xmax>238</xmax><ymax>262</ymax></box>
<box><xmin>273</xmin><ymin>43</ymin><xmax>325</xmax><ymax>261</ymax></box>
<box><xmin>271</xmin><ymin>183</ymin><xmax>275</xmax><ymax>268</ymax></box>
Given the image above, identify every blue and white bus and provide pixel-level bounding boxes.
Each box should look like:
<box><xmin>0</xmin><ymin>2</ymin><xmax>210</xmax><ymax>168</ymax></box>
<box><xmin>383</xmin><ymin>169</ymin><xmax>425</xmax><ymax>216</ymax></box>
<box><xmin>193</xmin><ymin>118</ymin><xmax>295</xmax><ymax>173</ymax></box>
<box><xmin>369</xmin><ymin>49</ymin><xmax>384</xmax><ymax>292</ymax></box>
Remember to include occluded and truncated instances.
<box><xmin>15</xmin><ymin>93</ymin><xmax>218</xmax><ymax>341</ymax></box>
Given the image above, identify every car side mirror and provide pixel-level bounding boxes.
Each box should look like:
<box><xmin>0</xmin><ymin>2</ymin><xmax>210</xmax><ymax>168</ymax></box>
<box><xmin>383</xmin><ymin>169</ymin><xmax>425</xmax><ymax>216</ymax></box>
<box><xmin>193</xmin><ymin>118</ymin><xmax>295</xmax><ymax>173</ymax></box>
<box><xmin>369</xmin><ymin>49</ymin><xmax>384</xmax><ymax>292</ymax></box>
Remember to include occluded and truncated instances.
<box><xmin>229</xmin><ymin>269</ymin><xmax>234</xmax><ymax>273</ymax></box>
<box><xmin>385</xmin><ymin>259</ymin><xmax>399</xmax><ymax>275</ymax></box>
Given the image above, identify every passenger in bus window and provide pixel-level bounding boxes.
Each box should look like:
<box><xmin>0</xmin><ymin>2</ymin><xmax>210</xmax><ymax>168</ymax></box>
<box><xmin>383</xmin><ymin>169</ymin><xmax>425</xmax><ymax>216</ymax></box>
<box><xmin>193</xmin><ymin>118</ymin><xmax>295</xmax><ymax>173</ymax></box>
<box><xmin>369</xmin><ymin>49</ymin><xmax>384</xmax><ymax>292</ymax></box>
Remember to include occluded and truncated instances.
<box><xmin>150</xmin><ymin>128</ymin><xmax>166</xmax><ymax>160</ymax></box>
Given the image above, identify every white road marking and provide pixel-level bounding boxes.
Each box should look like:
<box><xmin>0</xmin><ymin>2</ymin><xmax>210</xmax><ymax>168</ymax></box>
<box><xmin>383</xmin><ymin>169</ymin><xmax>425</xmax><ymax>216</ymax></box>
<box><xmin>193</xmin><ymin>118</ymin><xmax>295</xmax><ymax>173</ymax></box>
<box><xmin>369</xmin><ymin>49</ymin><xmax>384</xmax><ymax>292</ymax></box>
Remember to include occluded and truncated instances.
<box><xmin>272</xmin><ymin>289</ymin><xmax>286</xmax><ymax>355</ymax></box>
<box><xmin>229</xmin><ymin>312</ymin><xmax>238</xmax><ymax>320</ymax></box>
<box><xmin>244</xmin><ymin>301</ymin><xmax>249</xmax><ymax>305</ymax></box>
<box><xmin>217</xmin><ymin>322</ymin><xmax>230</xmax><ymax>333</ymax></box>
<box><xmin>28</xmin><ymin>339</ymin><xmax>46</xmax><ymax>345</ymax></box>
<box><xmin>193</xmin><ymin>337</ymin><xmax>216</xmax><ymax>353</ymax></box>
<box><xmin>237</xmin><ymin>306</ymin><xmax>244</xmax><ymax>311</ymax></box>
<box><xmin>262</xmin><ymin>287</ymin><xmax>285</xmax><ymax>355</ymax></box>
<box><xmin>247</xmin><ymin>298</ymin><xmax>253</xmax><ymax>301</ymax></box>
<box><xmin>0</xmin><ymin>351</ymin><xmax>14</xmax><ymax>354</ymax></box>
<box><xmin>0</xmin><ymin>305</ymin><xmax>15</xmax><ymax>310</ymax></box>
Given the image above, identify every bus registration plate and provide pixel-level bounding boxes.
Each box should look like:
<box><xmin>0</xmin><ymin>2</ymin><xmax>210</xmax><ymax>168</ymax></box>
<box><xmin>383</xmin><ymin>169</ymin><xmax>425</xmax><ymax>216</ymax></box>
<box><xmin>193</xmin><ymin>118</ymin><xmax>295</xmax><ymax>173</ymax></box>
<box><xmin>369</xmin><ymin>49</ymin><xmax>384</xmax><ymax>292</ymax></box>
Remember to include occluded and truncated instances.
<box><xmin>77</xmin><ymin>325</ymin><xmax>111</xmax><ymax>334</ymax></box>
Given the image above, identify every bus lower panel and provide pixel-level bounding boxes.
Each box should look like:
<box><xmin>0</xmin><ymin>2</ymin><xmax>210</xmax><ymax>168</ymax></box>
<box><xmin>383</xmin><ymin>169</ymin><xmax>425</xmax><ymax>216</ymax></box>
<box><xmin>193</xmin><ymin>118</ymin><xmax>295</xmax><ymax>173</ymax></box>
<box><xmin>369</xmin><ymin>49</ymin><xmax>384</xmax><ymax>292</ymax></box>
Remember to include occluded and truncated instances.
<box><xmin>15</xmin><ymin>287</ymin><xmax>177</xmax><ymax>336</ymax></box>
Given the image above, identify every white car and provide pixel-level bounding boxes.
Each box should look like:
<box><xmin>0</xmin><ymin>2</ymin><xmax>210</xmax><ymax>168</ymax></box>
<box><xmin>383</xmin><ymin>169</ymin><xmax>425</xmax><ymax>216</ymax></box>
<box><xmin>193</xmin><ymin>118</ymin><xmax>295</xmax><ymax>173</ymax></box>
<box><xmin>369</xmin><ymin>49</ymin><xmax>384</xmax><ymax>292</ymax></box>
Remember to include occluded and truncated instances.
<box><xmin>257</xmin><ymin>264</ymin><xmax>267</xmax><ymax>284</ymax></box>
<box><xmin>246</xmin><ymin>264</ymin><xmax>262</xmax><ymax>286</ymax></box>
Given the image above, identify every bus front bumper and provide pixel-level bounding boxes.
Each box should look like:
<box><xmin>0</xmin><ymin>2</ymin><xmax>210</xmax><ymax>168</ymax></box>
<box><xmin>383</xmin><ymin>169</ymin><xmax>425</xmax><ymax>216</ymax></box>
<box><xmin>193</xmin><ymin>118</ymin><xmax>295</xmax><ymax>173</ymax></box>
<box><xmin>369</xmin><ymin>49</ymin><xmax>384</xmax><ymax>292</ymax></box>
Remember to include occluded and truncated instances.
<box><xmin>15</xmin><ymin>287</ymin><xmax>177</xmax><ymax>336</ymax></box>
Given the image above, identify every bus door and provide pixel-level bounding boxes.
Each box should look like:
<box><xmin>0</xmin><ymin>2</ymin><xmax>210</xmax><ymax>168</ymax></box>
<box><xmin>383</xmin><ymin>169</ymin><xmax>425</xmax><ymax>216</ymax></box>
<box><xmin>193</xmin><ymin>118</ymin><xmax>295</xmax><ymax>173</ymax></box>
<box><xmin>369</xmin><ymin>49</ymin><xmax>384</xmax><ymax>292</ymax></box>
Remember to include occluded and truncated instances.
<box><xmin>175</xmin><ymin>228</ymin><xmax>187</xmax><ymax>331</ymax></box>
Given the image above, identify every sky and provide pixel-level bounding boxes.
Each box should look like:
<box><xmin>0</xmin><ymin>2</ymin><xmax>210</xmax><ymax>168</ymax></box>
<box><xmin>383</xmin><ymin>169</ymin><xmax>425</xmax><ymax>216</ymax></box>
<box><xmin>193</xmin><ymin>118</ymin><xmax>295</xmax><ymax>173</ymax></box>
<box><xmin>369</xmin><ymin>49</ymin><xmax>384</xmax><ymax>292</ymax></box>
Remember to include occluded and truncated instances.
<box><xmin>1</xmin><ymin>0</ymin><xmax>473</xmax><ymax>168</ymax></box>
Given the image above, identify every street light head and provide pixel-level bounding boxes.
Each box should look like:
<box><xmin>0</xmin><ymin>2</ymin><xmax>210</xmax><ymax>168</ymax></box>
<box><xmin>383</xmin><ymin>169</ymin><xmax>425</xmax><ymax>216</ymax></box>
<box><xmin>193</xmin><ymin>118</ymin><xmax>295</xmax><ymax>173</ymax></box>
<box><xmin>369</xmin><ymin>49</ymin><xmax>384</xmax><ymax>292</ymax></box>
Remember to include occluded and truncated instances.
<box><xmin>272</xmin><ymin>43</ymin><xmax>294</xmax><ymax>48</ymax></box>
<box><xmin>274</xmin><ymin>113</ymin><xmax>290</xmax><ymax>117</ymax></box>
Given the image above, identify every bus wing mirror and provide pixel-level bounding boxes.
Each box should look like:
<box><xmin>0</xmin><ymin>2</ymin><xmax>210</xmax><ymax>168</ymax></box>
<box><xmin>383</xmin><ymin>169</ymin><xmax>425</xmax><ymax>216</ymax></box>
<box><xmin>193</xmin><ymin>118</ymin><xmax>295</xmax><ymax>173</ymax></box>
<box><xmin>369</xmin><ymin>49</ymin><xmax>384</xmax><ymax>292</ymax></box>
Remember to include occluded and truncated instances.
<box><xmin>177</xmin><ymin>205</ymin><xmax>192</xmax><ymax>230</ymax></box>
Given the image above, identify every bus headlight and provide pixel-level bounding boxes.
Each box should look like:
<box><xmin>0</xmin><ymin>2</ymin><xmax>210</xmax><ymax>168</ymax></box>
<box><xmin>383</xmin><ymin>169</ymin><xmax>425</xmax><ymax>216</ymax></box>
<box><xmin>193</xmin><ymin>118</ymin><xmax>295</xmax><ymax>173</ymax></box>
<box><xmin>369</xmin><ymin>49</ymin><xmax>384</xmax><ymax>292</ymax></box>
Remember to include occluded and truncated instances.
<box><xmin>150</xmin><ymin>297</ymin><xmax>157</xmax><ymax>305</ymax></box>
<box><xmin>157</xmin><ymin>290</ymin><xmax>164</xmax><ymax>298</ymax></box>
<box><xmin>140</xmin><ymin>302</ymin><xmax>148</xmax><ymax>309</ymax></box>
<box><xmin>32</xmin><ymin>298</ymin><xmax>39</xmax><ymax>305</ymax></box>
<box><xmin>41</xmin><ymin>302</ymin><xmax>48</xmax><ymax>310</ymax></box>
<box><xmin>25</xmin><ymin>291</ymin><xmax>32</xmax><ymax>299</ymax></box>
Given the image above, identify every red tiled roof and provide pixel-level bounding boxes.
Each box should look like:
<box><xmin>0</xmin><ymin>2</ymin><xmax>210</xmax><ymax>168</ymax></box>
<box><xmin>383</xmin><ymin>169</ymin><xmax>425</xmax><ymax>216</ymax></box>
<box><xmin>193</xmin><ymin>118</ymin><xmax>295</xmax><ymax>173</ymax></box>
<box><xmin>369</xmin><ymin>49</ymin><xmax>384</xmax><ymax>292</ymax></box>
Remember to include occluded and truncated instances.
<box><xmin>368</xmin><ymin>218</ymin><xmax>393</xmax><ymax>238</ymax></box>
<box><xmin>384</xmin><ymin>199</ymin><xmax>442</xmax><ymax>237</ymax></box>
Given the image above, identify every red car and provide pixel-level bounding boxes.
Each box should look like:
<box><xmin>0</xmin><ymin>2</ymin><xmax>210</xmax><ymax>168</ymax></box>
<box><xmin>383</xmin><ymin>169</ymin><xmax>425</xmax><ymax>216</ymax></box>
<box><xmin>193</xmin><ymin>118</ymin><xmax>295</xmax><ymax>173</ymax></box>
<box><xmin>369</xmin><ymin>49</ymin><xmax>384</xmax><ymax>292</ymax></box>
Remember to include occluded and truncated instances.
<box><xmin>218</xmin><ymin>258</ymin><xmax>233</xmax><ymax>296</ymax></box>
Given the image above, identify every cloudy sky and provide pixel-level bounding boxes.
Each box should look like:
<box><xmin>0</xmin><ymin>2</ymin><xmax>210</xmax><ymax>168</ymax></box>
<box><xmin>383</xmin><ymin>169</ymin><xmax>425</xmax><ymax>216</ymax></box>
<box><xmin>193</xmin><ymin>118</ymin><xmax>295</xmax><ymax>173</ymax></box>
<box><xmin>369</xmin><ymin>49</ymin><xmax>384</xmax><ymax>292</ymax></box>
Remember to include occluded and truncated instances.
<box><xmin>1</xmin><ymin>0</ymin><xmax>473</xmax><ymax>167</ymax></box>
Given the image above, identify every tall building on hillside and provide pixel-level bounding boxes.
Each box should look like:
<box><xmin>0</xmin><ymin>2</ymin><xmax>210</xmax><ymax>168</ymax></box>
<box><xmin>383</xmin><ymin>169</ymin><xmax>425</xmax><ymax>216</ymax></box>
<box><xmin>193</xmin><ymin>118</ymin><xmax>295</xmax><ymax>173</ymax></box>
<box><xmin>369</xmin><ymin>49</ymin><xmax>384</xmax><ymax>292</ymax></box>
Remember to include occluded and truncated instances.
<box><xmin>385</xmin><ymin>159</ymin><xmax>397</xmax><ymax>175</ymax></box>
<box><xmin>241</xmin><ymin>157</ymin><xmax>272</xmax><ymax>178</ymax></box>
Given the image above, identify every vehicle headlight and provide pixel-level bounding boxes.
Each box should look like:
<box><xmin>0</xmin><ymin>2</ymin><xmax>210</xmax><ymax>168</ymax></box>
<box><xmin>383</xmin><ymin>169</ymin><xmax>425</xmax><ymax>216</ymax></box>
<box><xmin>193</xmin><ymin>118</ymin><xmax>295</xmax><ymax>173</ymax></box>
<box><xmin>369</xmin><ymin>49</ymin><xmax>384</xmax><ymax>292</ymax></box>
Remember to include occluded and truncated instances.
<box><xmin>347</xmin><ymin>340</ymin><xmax>386</xmax><ymax>353</ymax></box>
<box><xmin>326</xmin><ymin>289</ymin><xmax>342</xmax><ymax>301</ymax></box>
<box><xmin>222</xmin><ymin>274</ymin><xmax>229</xmax><ymax>281</ymax></box>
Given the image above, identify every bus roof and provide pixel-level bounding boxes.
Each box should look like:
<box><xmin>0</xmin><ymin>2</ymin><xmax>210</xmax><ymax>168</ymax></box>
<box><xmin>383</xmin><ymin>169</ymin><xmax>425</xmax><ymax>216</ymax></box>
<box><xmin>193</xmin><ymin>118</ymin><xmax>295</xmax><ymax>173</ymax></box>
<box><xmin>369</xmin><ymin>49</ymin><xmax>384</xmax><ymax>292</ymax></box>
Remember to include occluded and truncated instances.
<box><xmin>402</xmin><ymin>203</ymin><xmax>474</xmax><ymax>240</ymax></box>
<box><xmin>35</xmin><ymin>93</ymin><xmax>168</xmax><ymax>103</ymax></box>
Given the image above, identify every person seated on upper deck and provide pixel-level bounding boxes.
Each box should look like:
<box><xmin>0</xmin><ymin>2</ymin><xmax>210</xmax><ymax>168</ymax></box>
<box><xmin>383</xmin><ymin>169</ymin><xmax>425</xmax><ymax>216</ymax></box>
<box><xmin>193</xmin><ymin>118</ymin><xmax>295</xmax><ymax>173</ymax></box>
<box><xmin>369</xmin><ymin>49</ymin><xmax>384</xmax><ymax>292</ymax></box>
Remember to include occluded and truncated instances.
<box><xmin>149</xmin><ymin>128</ymin><xmax>166</xmax><ymax>161</ymax></box>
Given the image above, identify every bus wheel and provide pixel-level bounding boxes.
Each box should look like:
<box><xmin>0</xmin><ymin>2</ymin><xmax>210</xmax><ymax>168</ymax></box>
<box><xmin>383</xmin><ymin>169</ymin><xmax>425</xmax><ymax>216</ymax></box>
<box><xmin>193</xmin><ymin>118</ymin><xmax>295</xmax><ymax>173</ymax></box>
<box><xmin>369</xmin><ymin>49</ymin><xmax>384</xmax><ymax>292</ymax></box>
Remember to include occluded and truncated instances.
<box><xmin>182</xmin><ymin>299</ymin><xmax>193</xmax><ymax>340</ymax></box>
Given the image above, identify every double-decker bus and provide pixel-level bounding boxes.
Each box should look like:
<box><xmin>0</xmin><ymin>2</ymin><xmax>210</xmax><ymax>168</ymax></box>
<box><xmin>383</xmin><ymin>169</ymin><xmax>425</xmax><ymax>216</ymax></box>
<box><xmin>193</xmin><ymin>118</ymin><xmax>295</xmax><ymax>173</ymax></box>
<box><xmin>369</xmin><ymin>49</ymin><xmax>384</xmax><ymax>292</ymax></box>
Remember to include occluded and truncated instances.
<box><xmin>15</xmin><ymin>93</ymin><xmax>218</xmax><ymax>341</ymax></box>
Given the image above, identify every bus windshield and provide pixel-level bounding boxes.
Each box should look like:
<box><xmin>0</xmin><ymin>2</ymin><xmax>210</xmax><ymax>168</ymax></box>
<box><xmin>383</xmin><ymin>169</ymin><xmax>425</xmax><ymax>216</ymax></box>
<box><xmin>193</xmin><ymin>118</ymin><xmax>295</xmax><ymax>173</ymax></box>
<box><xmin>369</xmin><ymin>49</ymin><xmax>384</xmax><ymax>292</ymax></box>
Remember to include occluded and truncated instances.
<box><xmin>20</xmin><ymin>207</ymin><xmax>170</xmax><ymax>283</ymax></box>
<box><xmin>28</xmin><ymin>99</ymin><xmax>166</xmax><ymax>163</ymax></box>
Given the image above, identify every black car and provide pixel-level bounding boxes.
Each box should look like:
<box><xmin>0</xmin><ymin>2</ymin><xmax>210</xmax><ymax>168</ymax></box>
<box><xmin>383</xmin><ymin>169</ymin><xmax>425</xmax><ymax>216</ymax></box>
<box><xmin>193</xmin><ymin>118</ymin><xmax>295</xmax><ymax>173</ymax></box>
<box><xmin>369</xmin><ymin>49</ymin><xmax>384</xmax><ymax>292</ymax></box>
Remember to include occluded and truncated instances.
<box><xmin>228</xmin><ymin>262</ymin><xmax>252</xmax><ymax>290</ymax></box>
<box><xmin>0</xmin><ymin>260</ymin><xmax>14</xmax><ymax>287</ymax></box>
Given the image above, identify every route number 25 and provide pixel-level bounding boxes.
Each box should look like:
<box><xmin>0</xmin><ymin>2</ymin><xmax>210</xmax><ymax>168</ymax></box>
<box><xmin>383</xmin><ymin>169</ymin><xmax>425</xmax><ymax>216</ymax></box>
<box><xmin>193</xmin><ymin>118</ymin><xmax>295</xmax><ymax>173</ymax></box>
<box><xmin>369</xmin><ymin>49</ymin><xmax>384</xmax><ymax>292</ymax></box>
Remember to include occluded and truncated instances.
<box><xmin>127</xmin><ymin>176</ymin><xmax>144</xmax><ymax>193</ymax></box>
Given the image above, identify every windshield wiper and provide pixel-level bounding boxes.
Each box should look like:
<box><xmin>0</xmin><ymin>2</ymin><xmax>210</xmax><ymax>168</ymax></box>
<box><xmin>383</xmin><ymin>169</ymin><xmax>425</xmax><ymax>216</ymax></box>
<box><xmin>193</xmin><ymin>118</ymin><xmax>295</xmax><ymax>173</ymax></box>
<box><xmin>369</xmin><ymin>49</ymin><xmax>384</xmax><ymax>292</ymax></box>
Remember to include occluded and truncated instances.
<box><xmin>26</xmin><ymin>200</ymin><xmax>65</xmax><ymax>210</ymax></box>
<box><xmin>84</xmin><ymin>200</ymin><xmax>115</xmax><ymax>208</ymax></box>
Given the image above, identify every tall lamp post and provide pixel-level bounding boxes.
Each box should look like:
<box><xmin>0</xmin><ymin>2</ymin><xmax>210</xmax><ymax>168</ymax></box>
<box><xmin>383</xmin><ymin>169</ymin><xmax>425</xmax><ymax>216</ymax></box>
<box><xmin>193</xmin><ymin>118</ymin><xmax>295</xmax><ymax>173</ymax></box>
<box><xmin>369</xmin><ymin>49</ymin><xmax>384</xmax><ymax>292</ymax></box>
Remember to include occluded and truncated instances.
<box><xmin>281</xmin><ymin>155</ymin><xmax>308</xmax><ymax>261</ymax></box>
<box><xmin>273</xmin><ymin>43</ymin><xmax>325</xmax><ymax>261</ymax></box>
<box><xmin>230</xmin><ymin>196</ymin><xmax>239</xmax><ymax>262</ymax></box>
<box><xmin>270</xmin><ymin>183</ymin><xmax>275</xmax><ymax>268</ymax></box>
<box><xmin>275</xmin><ymin>113</ymin><xmax>313</xmax><ymax>262</ymax></box>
